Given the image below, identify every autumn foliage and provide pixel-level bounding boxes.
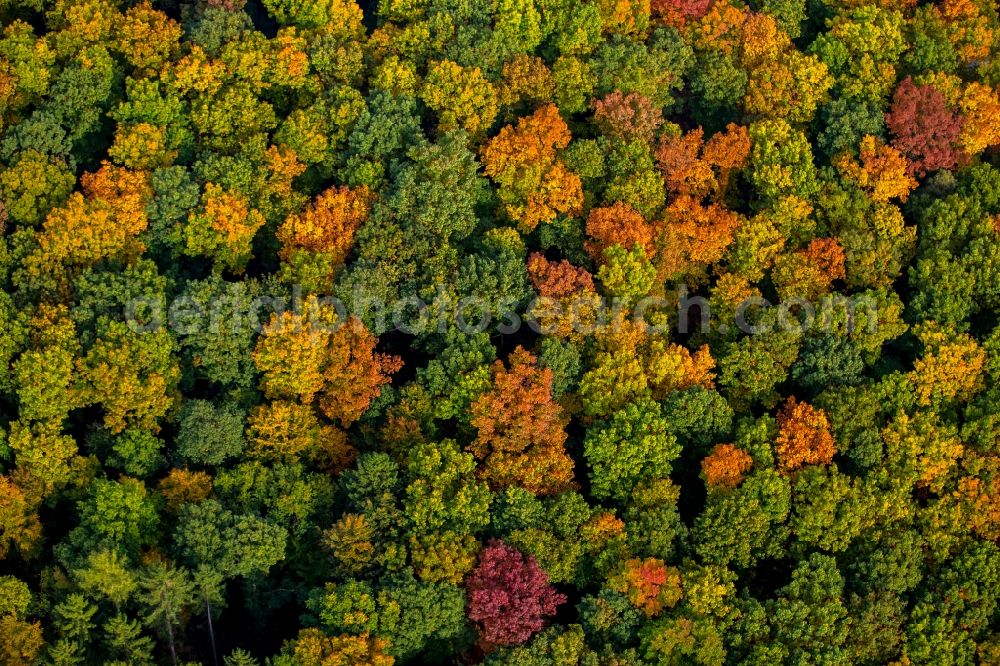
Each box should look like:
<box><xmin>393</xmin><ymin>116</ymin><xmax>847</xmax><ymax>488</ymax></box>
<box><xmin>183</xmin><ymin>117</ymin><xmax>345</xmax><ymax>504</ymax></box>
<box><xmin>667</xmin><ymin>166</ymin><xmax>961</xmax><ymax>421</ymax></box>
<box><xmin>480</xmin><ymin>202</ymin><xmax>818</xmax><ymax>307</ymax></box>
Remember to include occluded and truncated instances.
<box><xmin>775</xmin><ymin>398</ymin><xmax>837</xmax><ymax>473</ymax></box>
<box><xmin>526</xmin><ymin>253</ymin><xmax>602</xmax><ymax>339</ymax></box>
<box><xmin>835</xmin><ymin>136</ymin><xmax>918</xmax><ymax>203</ymax></box>
<box><xmin>468</xmin><ymin>347</ymin><xmax>574</xmax><ymax>495</ymax></box>
<box><xmin>592</xmin><ymin>91</ymin><xmax>663</xmax><ymax>143</ymax></box>
<box><xmin>886</xmin><ymin>77</ymin><xmax>966</xmax><ymax>177</ymax></box>
<box><xmin>608</xmin><ymin>558</ymin><xmax>683</xmax><ymax>617</ymax></box>
<box><xmin>277</xmin><ymin>185</ymin><xmax>373</xmax><ymax>265</ymax></box>
<box><xmin>585</xmin><ymin>202</ymin><xmax>658</xmax><ymax>262</ymax></box>
<box><xmin>4</xmin><ymin>0</ymin><xmax>1000</xmax><ymax>662</ymax></box>
<box><xmin>481</xmin><ymin>104</ymin><xmax>583</xmax><ymax>230</ymax></box>
<box><xmin>465</xmin><ymin>540</ymin><xmax>565</xmax><ymax>646</ymax></box>
<box><xmin>253</xmin><ymin>298</ymin><xmax>402</xmax><ymax>426</ymax></box>
<box><xmin>702</xmin><ymin>443</ymin><xmax>754</xmax><ymax>490</ymax></box>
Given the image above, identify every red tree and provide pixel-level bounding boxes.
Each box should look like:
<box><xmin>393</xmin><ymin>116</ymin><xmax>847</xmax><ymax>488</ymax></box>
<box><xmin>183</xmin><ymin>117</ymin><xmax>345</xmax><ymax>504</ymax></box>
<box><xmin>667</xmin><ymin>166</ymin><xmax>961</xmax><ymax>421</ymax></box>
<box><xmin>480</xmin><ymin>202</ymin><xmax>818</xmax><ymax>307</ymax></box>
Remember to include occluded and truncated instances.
<box><xmin>886</xmin><ymin>78</ymin><xmax>965</xmax><ymax>177</ymax></box>
<box><xmin>652</xmin><ymin>0</ymin><xmax>711</xmax><ymax>26</ymax></box>
<box><xmin>526</xmin><ymin>252</ymin><xmax>595</xmax><ymax>298</ymax></box>
<box><xmin>465</xmin><ymin>540</ymin><xmax>566</xmax><ymax>646</ymax></box>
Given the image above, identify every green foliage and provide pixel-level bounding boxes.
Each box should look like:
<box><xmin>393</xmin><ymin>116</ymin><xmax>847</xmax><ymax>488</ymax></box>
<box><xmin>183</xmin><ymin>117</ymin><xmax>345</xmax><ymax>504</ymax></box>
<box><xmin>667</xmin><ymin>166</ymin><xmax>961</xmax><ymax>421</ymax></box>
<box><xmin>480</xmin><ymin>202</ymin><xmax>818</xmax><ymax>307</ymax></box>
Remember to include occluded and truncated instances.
<box><xmin>765</xmin><ymin>553</ymin><xmax>852</xmax><ymax>663</ymax></box>
<box><xmin>175</xmin><ymin>499</ymin><xmax>288</xmax><ymax>578</ymax></box>
<box><xmin>584</xmin><ymin>398</ymin><xmax>679</xmax><ymax>501</ymax></box>
<box><xmin>62</xmin><ymin>477</ymin><xmax>160</xmax><ymax>560</ymax></box>
<box><xmin>693</xmin><ymin>469</ymin><xmax>791</xmax><ymax>568</ymax></box>
<box><xmin>403</xmin><ymin>439</ymin><xmax>492</xmax><ymax>533</ymax></box>
<box><xmin>175</xmin><ymin>399</ymin><xmax>246</xmax><ymax>466</ymax></box>
<box><xmin>749</xmin><ymin>119</ymin><xmax>819</xmax><ymax>207</ymax></box>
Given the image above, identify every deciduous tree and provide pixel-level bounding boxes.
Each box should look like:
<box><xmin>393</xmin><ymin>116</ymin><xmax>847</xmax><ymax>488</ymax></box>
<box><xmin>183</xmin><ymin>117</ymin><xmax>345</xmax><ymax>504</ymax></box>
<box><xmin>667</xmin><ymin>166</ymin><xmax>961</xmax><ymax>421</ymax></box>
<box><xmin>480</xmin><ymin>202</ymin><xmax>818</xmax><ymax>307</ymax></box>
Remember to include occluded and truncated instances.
<box><xmin>466</xmin><ymin>540</ymin><xmax>565</xmax><ymax>646</ymax></box>
<box><xmin>774</xmin><ymin>397</ymin><xmax>836</xmax><ymax>473</ymax></box>
<box><xmin>468</xmin><ymin>347</ymin><xmax>574</xmax><ymax>495</ymax></box>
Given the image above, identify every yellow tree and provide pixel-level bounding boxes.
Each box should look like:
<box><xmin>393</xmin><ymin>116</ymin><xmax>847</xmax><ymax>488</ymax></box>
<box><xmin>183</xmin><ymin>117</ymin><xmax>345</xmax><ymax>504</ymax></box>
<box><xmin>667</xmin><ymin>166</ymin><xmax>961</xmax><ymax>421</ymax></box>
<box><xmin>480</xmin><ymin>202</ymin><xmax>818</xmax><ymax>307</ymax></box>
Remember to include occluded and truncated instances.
<box><xmin>498</xmin><ymin>55</ymin><xmax>554</xmax><ymax>112</ymax></box>
<box><xmin>184</xmin><ymin>184</ymin><xmax>266</xmax><ymax>274</ymax></box>
<box><xmin>157</xmin><ymin>468</ymin><xmax>213</xmax><ymax>512</ymax></box>
<box><xmin>285</xmin><ymin>629</ymin><xmax>394</xmax><ymax>666</ymax></box>
<box><xmin>958</xmin><ymin>82</ymin><xmax>1000</xmax><ymax>157</ymax></box>
<box><xmin>7</xmin><ymin>420</ymin><xmax>78</xmax><ymax>503</ymax></box>
<box><xmin>578</xmin><ymin>316</ymin><xmax>715</xmax><ymax>416</ymax></box>
<box><xmin>911</xmin><ymin>324</ymin><xmax>986</xmax><ymax>407</ymax></box>
<box><xmin>420</xmin><ymin>60</ymin><xmax>498</xmax><ymax>138</ymax></box>
<box><xmin>113</xmin><ymin>1</ymin><xmax>182</xmax><ymax>74</ymax></box>
<box><xmin>78</xmin><ymin>321</ymin><xmax>180</xmax><ymax>434</ymax></box>
<box><xmin>20</xmin><ymin>163</ymin><xmax>152</xmax><ymax>292</ymax></box>
<box><xmin>0</xmin><ymin>613</ymin><xmax>44</xmax><ymax>666</ymax></box>
<box><xmin>247</xmin><ymin>401</ymin><xmax>355</xmax><ymax>472</ymax></box>
<box><xmin>882</xmin><ymin>412</ymin><xmax>964</xmax><ymax>494</ymax></box>
<box><xmin>252</xmin><ymin>297</ymin><xmax>401</xmax><ymax>427</ymax></box>
<box><xmin>0</xmin><ymin>476</ymin><xmax>42</xmax><ymax>560</ymax></box>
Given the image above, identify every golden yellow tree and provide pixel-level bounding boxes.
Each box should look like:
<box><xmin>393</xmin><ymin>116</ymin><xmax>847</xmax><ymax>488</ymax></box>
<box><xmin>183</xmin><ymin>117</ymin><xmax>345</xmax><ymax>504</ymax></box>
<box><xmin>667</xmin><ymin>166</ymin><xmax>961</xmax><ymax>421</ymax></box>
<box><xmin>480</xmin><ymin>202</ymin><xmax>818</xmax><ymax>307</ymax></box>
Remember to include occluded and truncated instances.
<box><xmin>835</xmin><ymin>136</ymin><xmax>918</xmax><ymax>203</ymax></box>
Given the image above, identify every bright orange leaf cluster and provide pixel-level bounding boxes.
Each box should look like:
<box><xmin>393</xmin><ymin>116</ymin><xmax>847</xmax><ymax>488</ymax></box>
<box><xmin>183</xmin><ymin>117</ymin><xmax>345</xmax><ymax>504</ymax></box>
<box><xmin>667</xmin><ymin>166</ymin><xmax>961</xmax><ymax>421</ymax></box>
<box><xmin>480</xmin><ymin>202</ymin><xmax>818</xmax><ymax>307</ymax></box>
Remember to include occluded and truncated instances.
<box><xmin>277</xmin><ymin>185</ymin><xmax>373</xmax><ymax>264</ymax></box>
<box><xmin>774</xmin><ymin>398</ymin><xmax>837</xmax><ymax>473</ymax></box>
<box><xmin>481</xmin><ymin>104</ymin><xmax>583</xmax><ymax>230</ymax></box>
<box><xmin>702</xmin><ymin>443</ymin><xmax>754</xmax><ymax>490</ymax></box>
<box><xmin>21</xmin><ymin>163</ymin><xmax>152</xmax><ymax>288</ymax></box>
<box><xmin>585</xmin><ymin>202</ymin><xmax>658</xmax><ymax>263</ymax></box>
<box><xmin>835</xmin><ymin>136</ymin><xmax>918</xmax><ymax>203</ymax></box>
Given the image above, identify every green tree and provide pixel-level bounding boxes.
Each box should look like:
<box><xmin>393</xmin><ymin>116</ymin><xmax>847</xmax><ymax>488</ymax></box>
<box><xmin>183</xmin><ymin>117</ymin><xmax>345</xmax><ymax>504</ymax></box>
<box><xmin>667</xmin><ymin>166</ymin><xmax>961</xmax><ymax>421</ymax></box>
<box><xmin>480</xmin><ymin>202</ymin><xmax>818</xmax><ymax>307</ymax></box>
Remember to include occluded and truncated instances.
<box><xmin>402</xmin><ymin>439</ymin><xmax>492</xmax><ymax>534</ymax></box>
<box><xmin>174</xmin><ymin>499</ymin><xmax>288</xmax><ymax>579</ymax></box>
<box><xmin>175</xmin><ymin>399</ymin><xmax>246</xmax><ymax>466</ymax></box>
<box><xmin>138</xmin><ymin>562</ymin><xmax>195</xmax><ymax>666</ymax></box>
<box><xmin>765</xmin><ymin>553</ymin><xmax>852</xmax><ymax>664</ymax></box>
<box><xmin>584</xmin><ymin>398</ymin><xmax>680</xmax><ymax>502</ymax></box>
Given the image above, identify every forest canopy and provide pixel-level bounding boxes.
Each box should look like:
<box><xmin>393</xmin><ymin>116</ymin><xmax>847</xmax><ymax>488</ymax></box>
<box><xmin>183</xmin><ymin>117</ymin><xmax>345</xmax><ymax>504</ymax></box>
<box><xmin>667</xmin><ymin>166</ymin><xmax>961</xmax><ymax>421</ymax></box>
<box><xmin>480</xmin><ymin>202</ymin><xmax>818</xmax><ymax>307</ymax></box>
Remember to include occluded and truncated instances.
<box><xmin>1</xmin><ymin>0</ymin><xmax>1000</xmax><ymax>664</ymax></box>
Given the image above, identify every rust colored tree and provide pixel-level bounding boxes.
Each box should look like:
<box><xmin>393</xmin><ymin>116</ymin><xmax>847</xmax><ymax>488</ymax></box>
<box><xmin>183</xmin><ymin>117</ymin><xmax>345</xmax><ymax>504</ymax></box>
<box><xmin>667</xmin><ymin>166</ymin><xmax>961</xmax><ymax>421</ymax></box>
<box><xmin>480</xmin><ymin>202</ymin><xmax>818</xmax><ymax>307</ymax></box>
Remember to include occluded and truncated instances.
<box><xmin>468</xmin><ymin>347</ymin><xmax>575</xmax><ymax>495</ymax></box>
<box><xmin>592</xmin><ymin>91</ymin><xmax>664</xmax><ymax>143</ymax></box>
<box><xmin>774</xmin><ymin>398</ymin><xmax>837</xmax><ymax>473</ymax></box>
<box><xmin>886</xmin><ymin>78</ymin><xmax>965</xmax><ymax>177</ymax></box>
<box><xmin>526</xmin><ymin>253</ymin><xmax>602</xmax><ymax>340</ymax></box>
